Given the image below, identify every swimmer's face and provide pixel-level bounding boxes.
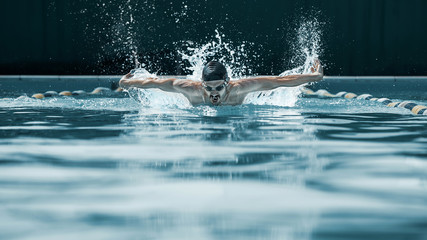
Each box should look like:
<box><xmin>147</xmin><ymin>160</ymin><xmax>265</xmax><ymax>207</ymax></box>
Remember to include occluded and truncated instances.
<box><xmin>202</xmin><ymin>80</ymin><xmax>228</xmax><ymax>105</ymax></box>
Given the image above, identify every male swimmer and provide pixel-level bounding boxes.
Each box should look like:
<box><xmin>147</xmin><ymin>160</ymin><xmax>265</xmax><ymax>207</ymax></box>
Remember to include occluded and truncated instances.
<box><xmin>119</xmin><ymin>60</ymin><xmax>323</xmax><ymax>106</ymax></box>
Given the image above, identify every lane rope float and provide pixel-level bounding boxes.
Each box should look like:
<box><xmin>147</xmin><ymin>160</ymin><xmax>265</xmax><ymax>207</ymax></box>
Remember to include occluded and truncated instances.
<box><xmin>28</xmin><ymin>87</ymin><xmax>125</xmax><ymax>99</ymax></box>
<box><xmin>301</xmin><ymin>87</ymin><xmax>427</xmax><ymax>115</ymax></box>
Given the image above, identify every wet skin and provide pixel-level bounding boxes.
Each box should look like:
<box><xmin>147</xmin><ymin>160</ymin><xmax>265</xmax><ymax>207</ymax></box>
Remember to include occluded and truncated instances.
<box><xmin>119</xmin><ymin>60</ymin><xmax>324</xmax><ymax>106</ymax></box>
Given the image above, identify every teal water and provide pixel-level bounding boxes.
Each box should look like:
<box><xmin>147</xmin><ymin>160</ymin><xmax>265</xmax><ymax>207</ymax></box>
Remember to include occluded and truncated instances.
<box><xmin>0</xmin><ymin>96</ymin><xmax>426</xmax><ymax>240</ymax></box>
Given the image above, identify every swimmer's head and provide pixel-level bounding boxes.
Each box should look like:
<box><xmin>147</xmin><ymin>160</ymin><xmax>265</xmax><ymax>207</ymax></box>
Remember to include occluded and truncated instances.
<box><xmin>202</xmin><ymin>61</ymin><xmax>229</xmax><ymax>105</ymax></box>
<box><xmin>202</xmin><ymin>61</ymin><xmax>228</xmax><ymax>82</ymax></box>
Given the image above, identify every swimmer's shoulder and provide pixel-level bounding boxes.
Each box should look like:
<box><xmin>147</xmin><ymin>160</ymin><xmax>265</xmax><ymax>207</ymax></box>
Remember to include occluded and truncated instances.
<box><xmin>172</xmin><ymin>79</ymin><xmax>204</xmax><ymax>102</ymax></box>
<box><xmin>224</xmin><ymin>80</ymin><xmax>253</xmax><ymax>104</ymax></box>
<box><xmin>227</xmin><ymin>80</ymin><xmax>248</xmax><ymax>94</ymax></box>
<box><xmin>172</xmin><ymin>78</ymin><xmax>201</xmax><ymax>89</ymax></box>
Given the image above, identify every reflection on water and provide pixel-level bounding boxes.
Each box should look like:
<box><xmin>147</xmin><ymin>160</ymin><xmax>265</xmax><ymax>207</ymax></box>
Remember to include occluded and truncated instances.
<box><xmin>0</xmin><ymin>97</ymin><xmax>426</xmax><ymax>240</ymax></box>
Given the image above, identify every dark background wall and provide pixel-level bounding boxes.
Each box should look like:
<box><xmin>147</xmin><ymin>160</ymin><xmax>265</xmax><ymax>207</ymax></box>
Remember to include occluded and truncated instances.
<box><xmin>1</xmin><ymin>0</ymin><xmax>427</xmax><ymax>76</ymax></box>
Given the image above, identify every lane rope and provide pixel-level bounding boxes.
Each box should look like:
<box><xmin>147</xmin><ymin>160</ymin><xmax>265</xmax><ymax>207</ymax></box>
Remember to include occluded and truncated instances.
<box><xmin>27</xmin><ymin>87</ymin><xmax>125</xmax><ymax>99</ymax></box>
<box><xmin>301</xmin><ymin>87</ymin><xmax>427</xmax><ymax>115</ymax></box>
<box><xmin>5</xmin><ymin>86</ymin><xmax>426</xmax><ymax>116</ymax></box>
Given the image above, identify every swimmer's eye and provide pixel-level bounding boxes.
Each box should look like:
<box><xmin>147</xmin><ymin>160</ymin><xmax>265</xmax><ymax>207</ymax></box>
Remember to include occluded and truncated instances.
<box><xmin>216</xmin><ymin>85</ymin><xmax>224</xmax><ymax>91</ymax></box>
<box><xmin>204</xmin><ymin>85</ymin><xmax>225</xmax><ymax>91</ymax></box>
<box><xmin>203</xmin><ymin>81</ymin><xmax>227</xmax><ymax>91</ymax></box>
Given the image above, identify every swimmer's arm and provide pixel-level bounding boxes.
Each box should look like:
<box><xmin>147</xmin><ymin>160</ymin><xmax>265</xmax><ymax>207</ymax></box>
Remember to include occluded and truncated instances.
<box><xmin>119</xmin><ymin>73</ymin><xmax>197</xmax><ymax>93</ymax></box>
<box><xmin>119</xmin><ymin>73</ymin><xmax>176</xmax><ymax>92</ymax></box>
<box><xmin>236</xmin><ymin>73</ymin><xmax>322</xmax><ymax>92</ymax></box>
<box><xmin>235</xmin><ymin>60</ymin><xmax>323</xmax><ymax>93</ymax></box>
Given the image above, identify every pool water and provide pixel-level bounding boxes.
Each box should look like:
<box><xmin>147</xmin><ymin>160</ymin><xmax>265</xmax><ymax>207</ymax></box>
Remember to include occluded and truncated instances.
<box><xmin>0</xmin><ymin>94</ymin><xmax>427</xmax><ymax>240</ymax></box>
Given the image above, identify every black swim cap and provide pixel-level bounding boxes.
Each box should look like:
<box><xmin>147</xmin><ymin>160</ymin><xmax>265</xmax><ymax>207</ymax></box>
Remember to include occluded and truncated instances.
<box><xmin>202</xmin><ymin>61</ymin><xmax>228</xmax><ymax>81</ymax></box>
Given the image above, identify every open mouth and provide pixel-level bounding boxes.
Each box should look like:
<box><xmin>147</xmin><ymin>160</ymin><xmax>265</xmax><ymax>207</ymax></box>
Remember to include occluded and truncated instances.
<box><xmin>210</xmin><ymin>95</ymin><xmax>220</xmax><ymax>104</ymax></box>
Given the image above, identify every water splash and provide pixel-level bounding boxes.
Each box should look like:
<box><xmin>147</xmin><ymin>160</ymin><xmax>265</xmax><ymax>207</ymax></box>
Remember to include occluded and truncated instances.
<box><xmin>126</xmin><ymin>19</ymin><xmax>323</xmax><ymax>109</ymax></box>
<box><xmin>245</xmin><ymin>19</ymin><xmax>323</xmax><ymax>107</ymax></box>
<box><xmin>129</xmin><ymin>88</ymin><xmax>192</xmax><ymax>109</ymax></box>
<box><xmin>126</xmin><ymin>69</ymin><xmax>192</xmax><ymax>109</ymax></box>
<box><xmin>178</xmin><ymin>30</ymin><xmax>255</xmax><ymax>80</ymax></box>
<box><xmin>283</xmin><ymin>18</ymin><xmax>323</xmax><ymax>76</ymax></box>
<box><xmin>78</xmin><ymin>0</ymin><xmax>151</xmax><ymax>73</ymax></box>
<box><xmin>127</xmin><ymin>30</ymin><xmax>255</xmax><ymax>108</ymax></box>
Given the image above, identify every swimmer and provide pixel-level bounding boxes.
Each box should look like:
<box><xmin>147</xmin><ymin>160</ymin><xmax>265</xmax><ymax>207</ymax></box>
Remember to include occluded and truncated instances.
<box><xmin>119</xmin><ymin>59</ymin><xmax>323</xmax><ymax>106</ymax></box>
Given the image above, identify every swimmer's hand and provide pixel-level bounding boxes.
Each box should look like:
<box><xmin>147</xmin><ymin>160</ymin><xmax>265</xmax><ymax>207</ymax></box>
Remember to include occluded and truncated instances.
<box><xmin>310</xmin><ymin>59</ymin><xmax>323</xmax><ymax>78</ymax></box>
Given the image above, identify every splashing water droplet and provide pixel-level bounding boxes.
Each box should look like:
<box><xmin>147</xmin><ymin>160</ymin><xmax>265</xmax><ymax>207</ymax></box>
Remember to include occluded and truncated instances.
<box><xmin>245</xmin><ymin>18</ymin><xmax>323</xmax><ymax>107</ymax></box>
<box><xmin>177</xmin><ymin>30</ymin><xmax>254</xmax><ymax>80</ymax></box>
<box><xmin>124</xmin><ymin>18</ymin><xmax>322</xmax><ymax>109</ymax></box>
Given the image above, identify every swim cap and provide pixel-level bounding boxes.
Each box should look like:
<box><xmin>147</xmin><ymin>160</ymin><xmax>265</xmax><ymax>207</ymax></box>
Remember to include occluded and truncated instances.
<box><xmin>202</xmin><ymin>61</ymin><xmax>228</xmax><ymax>81</ymax></box>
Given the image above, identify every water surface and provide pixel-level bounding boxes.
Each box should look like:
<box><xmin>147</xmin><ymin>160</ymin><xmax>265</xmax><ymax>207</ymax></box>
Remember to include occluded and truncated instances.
<box><xmin>0</xmin><ymin>96</ymin><xmax>426</xmax><ymax>240</ymax></box>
